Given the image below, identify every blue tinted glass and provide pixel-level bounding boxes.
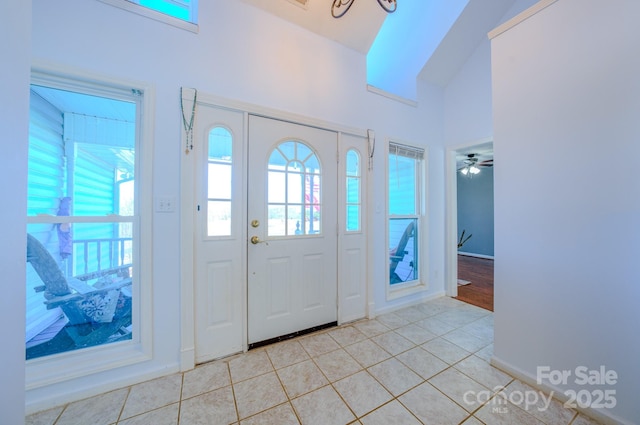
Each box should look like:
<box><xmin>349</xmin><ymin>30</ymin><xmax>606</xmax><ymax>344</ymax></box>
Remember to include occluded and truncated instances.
<box><xmin>140</xmin><ymin>0</ymin><xmax>190</xmax><ymax>20</ymax></box>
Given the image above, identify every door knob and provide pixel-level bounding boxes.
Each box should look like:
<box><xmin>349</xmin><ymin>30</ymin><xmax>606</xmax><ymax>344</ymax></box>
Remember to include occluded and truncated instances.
<box><xmin>251</xmin><ymin>236</ymin><xmax>261</xmax><ymax>244</ymax></box>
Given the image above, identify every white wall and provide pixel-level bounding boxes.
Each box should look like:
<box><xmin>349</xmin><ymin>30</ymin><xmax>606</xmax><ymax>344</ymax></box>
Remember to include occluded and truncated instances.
<box><xmin>491</xmin><ymin>1</ymin><xmax>640</xmax><ymax>423</ymax></box>
<box><xmin>0</xmin><ymin>2</ymin><xmax>30</xmax><ymax>423</ymax></box>
<box><xmin>21</xmin><ymin>0</ymin><xmax>447</xmax><ymax>411</ymax></box>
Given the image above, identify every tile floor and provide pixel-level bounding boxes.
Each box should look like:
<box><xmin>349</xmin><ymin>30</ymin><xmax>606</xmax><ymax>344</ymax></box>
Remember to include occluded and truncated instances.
<box><xmin>26</xmin><ymin>297</ymin><xmax>603</xmax><ymax>425</ymax></box>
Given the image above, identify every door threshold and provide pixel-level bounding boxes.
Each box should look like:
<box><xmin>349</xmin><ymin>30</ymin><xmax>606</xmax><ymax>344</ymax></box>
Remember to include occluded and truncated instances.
<box><xmin>248</xmin><ymin>321</ymin><xmax>338</xmax><ymax>350</ymax></box>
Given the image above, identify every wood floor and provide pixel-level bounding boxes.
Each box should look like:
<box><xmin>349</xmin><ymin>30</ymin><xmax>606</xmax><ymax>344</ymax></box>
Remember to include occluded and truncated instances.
<box><xmin>455</xmin><ymin>254</ymin><xmax>494</xmax><ymax>312</ymax></box>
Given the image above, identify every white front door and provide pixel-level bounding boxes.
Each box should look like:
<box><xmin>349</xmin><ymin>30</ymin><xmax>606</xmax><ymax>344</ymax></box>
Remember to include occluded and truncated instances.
<box><xmin>247</xmin><ymin>115</ymin><xmax>338</xmax><ymax>345</ymax></box>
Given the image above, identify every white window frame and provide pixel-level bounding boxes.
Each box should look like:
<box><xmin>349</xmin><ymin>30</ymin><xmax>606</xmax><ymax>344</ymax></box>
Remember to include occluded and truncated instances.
<box><xmin>26</xmin><ymin>63</ymin><xmax>154</xmax><ymax>390</ymax></box>
<box><xmin>98</xmin><ymin>0</ymin><xmax>199</xmax><ymax>33</ymax></box>
<box><xmin>386</xmin><ymin>140</ymin><xmax>428</xmax><ymax>300</ymax></box>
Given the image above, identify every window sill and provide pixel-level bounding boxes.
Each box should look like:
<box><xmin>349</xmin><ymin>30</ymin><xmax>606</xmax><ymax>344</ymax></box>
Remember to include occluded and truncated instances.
<box><xmin>386</xmin><ymin>280</ymin><xmax>428</xmax><ymax>301</ymax></box>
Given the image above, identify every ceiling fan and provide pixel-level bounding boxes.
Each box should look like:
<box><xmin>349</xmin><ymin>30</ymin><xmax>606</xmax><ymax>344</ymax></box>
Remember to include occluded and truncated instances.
<box><xmin>458</xmin><ymin>153</ymin><xmax>493</xmax><ymax>176</ymax></box>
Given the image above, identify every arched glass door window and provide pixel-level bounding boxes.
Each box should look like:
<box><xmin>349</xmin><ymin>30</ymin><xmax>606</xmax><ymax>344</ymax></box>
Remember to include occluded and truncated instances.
<box><xmin>345</xmin><ymin>149</ymin><xmax>361</xmax><ymax>232</ymax></box>
<box><xmin>267</xmin><ymin>141</ymin><xmax>321</xmax><ymax>236</ymax></box>
<box><xmin>207</xmin><ymin>127</ymin><xmax>233</xmax><ymax>236</ymax></box>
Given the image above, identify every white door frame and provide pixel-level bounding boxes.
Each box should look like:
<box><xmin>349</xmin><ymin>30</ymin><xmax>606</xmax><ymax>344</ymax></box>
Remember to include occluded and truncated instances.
<box><xmin>444</xmin><ymin>137</ymin><xmax>493</xmax><ymax>298</ymax></box>
<box><xmin>179</xmin><ymin>91</ymin><xmax>369</xmax><ymax>370</ymax></box>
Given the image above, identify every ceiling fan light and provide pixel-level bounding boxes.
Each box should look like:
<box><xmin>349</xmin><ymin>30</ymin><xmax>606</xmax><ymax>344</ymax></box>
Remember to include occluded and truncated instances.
<box><xmin>460</xmin><ymin>167</ymin><xmax>469</xmax><ymax>175</ymax></box>
<box><xmin>470</xmin><ymin>165</ymin><xmax>480</xmax><ymax>174</ymax></box>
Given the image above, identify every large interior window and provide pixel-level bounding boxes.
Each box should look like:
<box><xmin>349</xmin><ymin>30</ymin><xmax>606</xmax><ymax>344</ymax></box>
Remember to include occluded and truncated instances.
<box><xmin>388</xmin><ymin>142</ymin><xmax>424</xmax><ymax>286</ymax></box>
<box><xmin>26</xmin><ymin>82</ymin><xmax>141</xmax><ymax>360</ymax></box>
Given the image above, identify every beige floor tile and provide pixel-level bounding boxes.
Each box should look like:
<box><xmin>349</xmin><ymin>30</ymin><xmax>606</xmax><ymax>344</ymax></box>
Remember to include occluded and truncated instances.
<box><xmin>314</xmin><ymin>348</ymin><xmax>362</xmax><ymax>382</ymax></box>
<box><xmin>359</xmin><ymin>400</ymin><xmax>421</xmax><ymax>425</ymax></box>
<box><xmin>54</xmin><ymin>388</ymin><xmax>129</xmax><ymax>425</ymax></box>
<box><xmin>442</xmin><ymin>328</ymin><xmax>491</xmax><ymax>353</ymax></box>
<box><xmin>429</xmin><ymin>368</ymin><xmax>488</xmax><ymax>412</ymax></box>
<box><xmin>327</xmin><ymin>326</ymin><xmax>368</xmax><ymax>347</ymax></box>
<box><xmin>395</xmin><ymin>323</ymin><xmax>437</xmax><ymax>345</ymax></box>
<box><xmin>229</xmin><ymin>349</ymin><xmax>274</xmax><ymax>383</ymax></box>
<box><xmin>233</xmin><ymin>372</ymin><xmax>287</xmax><ymax>420</ymax></box>
<box><xmin>371</xmin><ymin>332</ymin><xmax>414</xmax><ymax>356</ymax></box>
<box><xmin>179</xmin><ymin>386</ymin><xmax>237</xmax><ymax>425</ymax></box>
<box><xmin>291</xmin><ymin>385</ymin><xmax>355</xmax><ymax>425</ymax></box>
<box><xmin>333</xmin><ymin>371</ymin><xmax>392</xmax><ymax>417</ymax></box>
<box><xmin>266</xmin><ymin>340</ymin><xmax>310</xmax><ymax>370</ymax></box>
<box><xmin>182</xmin><ymin>360</ymin><xmax>230</xmax><ymax>399</ymax></box>
<box><xmin>396</xmin><ymin>347</ymin><xmax>448</xmax><ymax>379</ymax></box>
<box><xmin>415</xmin><ymin>316</ymin><xmax>457</xmax><ymax>336</ymax></box>
<box><xmin>277</xmin><ymin>360</ymin><xmax>328</xmax><ymax>398</ymax></box>
<box><xmin>240</xmin><ymin>402</ymin><xmax>300</xmax><ymax>425</ymax></box>
<box><xmin>344</xmin><ymin>338</ymin><xmax>391</xmax><ymax>368</ymax></box>
<box><xmin>503</xmin><ymin>380</ymin><xmax>576</xmax><ymax>424</ymax></box>
<box><xmin>474</xmin><ymin>343</ymin><xmax>494</xmax><ymax>362</ymax></box>
<box><xmin>454</xmin><ymin>355</ymin><xmax>513</xmax><ymax>390</ymax></box>
<box><xmin>298</xmin><ymin>333</ymin><xmax>340</xmax><ymax>357</ymax></box>
<box><xmin>434</xmin><ymin>308</ymin><xmax>489</xmax><ymax>328</ymax></box>
<box><xmin>399</xmin><ymin>382</ymin><xmax>470</xmax><ymax>425</ymax></box>
<box><xmin>119</xmin><ymin>403</ymin><xmax>179</xmax><ymax>425</ymax></box>
<box><xmin>375</xmin><ymin>312</ymin><xmax>410</xmax><ymax>329</ymax></box>
<box><xmin>352</xmin><ymin>320</ymin><xmax>389</xmax><ymax>338</ymax></box>
<box><xmin>571</xmin><ymin>413</ymin><xmax>605</xmax><ymax>425</ymax></box>
<box><xmin>120</xmin><ymin>374</ymin><xmax>182</xmax><ymax>420</ymax></box>
<box><xmin>474</xmin><ymin>401</ymin><xmax>545</xmax><ymax>425</ymax></box>
<box><xmin>461</xmin><ymin>416</ymin><xmax>484</xmax><ymax>425</ymax></box>
<box><xmin>367</xmin><ymin>358</ymin><xmax>423</xmax><ymax>396</ymax></box>
<box><xmin>392</xmin><ymin>306</ymin><xmax>428</xmax><ymax>323</ymax></box>
<box><xmin>422</xmin><ymin>337</ymin><xmax>471</xmax><ymax>365</ymax></box>
<box><xmin>460</xmin><ymin>317</ymin><xmax>494</xmax><ymax>341</ymax></box>
<box><xmin>25</xmin><ymin>406</ymin><xmax>64</xmax><ymax>425</ymax></box>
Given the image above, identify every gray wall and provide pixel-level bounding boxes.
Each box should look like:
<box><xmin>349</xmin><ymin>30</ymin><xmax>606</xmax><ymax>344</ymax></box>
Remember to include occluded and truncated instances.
<box><xmin>457</xmin><ymin>167</ymin><xmax>494</xmax><ymax>256</ymax></box>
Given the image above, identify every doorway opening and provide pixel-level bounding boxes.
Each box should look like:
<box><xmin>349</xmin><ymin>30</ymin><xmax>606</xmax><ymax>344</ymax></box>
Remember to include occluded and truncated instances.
<box><xmin>447</xmin><ymin>141</ymin><xmax>494</xmax><ymax>312</ymax></box>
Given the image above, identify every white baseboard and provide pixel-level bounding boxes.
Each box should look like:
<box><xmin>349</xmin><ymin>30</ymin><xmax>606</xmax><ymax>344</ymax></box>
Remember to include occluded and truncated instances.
<box><xmin>490</xmin><ymin>356</ymin><xmax>632</xmax><ymax>425</ymax></box>
<box><xmin>374</xmin><ymin>291</ymin><xmax>446</xmax><ymax>316</ymax></box>
<box><xmin>180</xmin><ymin>347</ymin><xmax>195</xmax><ymax>372</ymax></box>
<box><xmin>458</xmin><ymin>251</ymin><xmax>494</xmax><ymax>260</ymax></box>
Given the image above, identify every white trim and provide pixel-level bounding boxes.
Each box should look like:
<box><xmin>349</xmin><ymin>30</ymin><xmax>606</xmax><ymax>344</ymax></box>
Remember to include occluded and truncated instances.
<box><xmin>458</xmin><ymin>251</ymin><xmax>494</xmax><ymax>260</ymax></box>
<box><xmin>375</xmin><ymin>291</ymin><xmax>445</xmax><ymax>316</ymax></box>
<box><xmin>491</xmin><ymin>356</ymin><xmax>632</xmax><ymax>425</ymax></box>
<box><xmin>367</xmin><ymin>84</ymin><xmax>419</xmax><ymax>108</ymax></box>
<box><xmin>195</xmin><ymin>91</ymin><xmax>367</xmax><ymax>138</ymax></box>
<box><xmin>98</xmin><ymin>0</ymin><xmax>199</xmax><ymax>33</ymax></box>
<box><xmin>488</xmin><ymin>0</ymin><xmax>558</xmax><ymax>40</ymax></box>
<box><xmin>27</xmin><ymin>215</ymin><xmax>134</xmax><ymax>224</ymax></box>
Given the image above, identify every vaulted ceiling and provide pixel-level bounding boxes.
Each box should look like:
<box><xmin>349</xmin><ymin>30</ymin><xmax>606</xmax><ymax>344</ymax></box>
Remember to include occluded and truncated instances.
<box><xmin>237</xmin><ymin>0</ymin><xmax>531</xmax><ymax>99</ymax></box>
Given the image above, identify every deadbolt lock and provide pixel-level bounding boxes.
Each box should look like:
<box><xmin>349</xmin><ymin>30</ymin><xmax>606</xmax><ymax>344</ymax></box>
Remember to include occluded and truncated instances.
<box><xmin>251</xmin><ymin>220</ymin><xmax>260</xmax><ymax>228</ymax></box>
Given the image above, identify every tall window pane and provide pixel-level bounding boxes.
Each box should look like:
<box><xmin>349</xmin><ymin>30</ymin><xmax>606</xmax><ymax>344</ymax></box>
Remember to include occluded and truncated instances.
<box><xmin>26</xmin><ymin>84</ymin><xmax>138</xmax><ymax>359</ymax></box>
<box><xmin>207</xmin><ymin>127</ymin><xmax>233</xmax><ymax>236</ymax></box>
<box><xmin>388</xmin><ymin>143</ymin><xmax>424</xmax><ymax>286</ymax></box>
<box><xmin>346</xmin><ymin>149</ymin><xmax>361</xmax><ymax>232</ymax></box>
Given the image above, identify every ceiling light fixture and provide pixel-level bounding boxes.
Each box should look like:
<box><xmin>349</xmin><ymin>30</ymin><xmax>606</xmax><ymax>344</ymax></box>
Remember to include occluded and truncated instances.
<box><xmin>331</xmin><ymin>0</ymin><xmax>397</xmax><ymax>18</ymax></box>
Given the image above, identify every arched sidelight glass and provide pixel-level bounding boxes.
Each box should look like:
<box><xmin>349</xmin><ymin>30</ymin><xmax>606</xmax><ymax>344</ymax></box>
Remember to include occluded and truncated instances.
<box><xmin>346</xmin><ymin>149</ymin><xmax>361</xmax><ymax>232</ymax></box>
<box><xmin>267</xmin><ymin>141</ymin><xmax>321</xmax><ymax>236</ymax></box>
<box><xmin>207</xmin><ymin>127</ymin><xmax>233</xmax><ymax>236</ymax></box>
